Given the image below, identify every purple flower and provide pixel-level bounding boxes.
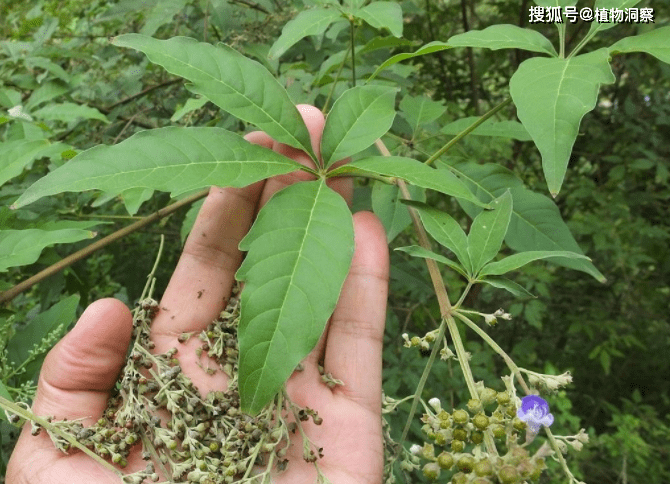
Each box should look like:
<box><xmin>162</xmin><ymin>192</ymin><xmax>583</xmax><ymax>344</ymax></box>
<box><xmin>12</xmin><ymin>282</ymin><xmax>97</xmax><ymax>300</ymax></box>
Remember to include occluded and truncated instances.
<box><xmin>517</xmin><ymin>395</ymin><xmax>554</xmax><ymax>434</ymax></box>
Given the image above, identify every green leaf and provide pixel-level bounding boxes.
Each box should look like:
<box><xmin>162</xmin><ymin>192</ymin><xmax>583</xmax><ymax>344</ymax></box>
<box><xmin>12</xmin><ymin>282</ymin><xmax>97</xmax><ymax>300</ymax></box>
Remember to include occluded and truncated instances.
<box><xmin>32</xmin><ymin>102</ymin><xmax>109</xmax><ymax>124</ymax></box>
<box><xmin>12</xmin><ymin>127</ymin><xmax>303</xmax><ymax>208</ymax></box>
<box><xmin>448</xmin><ymin>25</ymin><xmax>557</xmax><ymax>57</ymax></box>
<box><xmin>467</xmin><ymin>191</ymin><xmax>513</xmax><ymax>273</ymax></box>
<box><xmin>269</xmin><ymin>8</ymin><xmax>342</xmax><ymax>60</ymax></box>
<box><xmin>586</xmin><ymin>0</ymin><xmax>641</xmax><ymax>38</ymax></box>
<box><xmin>121</xmin><ymin>188</ymin><xmax>154</xmax><ymax>216</ymax></box>
<box><xmin>328</xmin><ymin>156</ymin><xmax>489</xmax><ymax>208</ymax></box>
<box><xmin>367</xmin><ymin>41</ymin><xmax>451</xmax><ymax>82</ymax></box>
<box><xmin>609</xmin><ymin>26</ymin><xmax>670</xmax><ymax>64</ymax></box>
<box><xmin>112</xmin><ymin>35</ymin><xmax>315</xmax><ymax>160</ymax></box>
<box><xmin>356</xmin><ymin>2</ymin><xmax>403</xmax><ymax>37</ymax></box>
<box><xmin>321</xmin><ymin>85</ymin><xmax>398</xmax><ymax>167</ymax></box>
<box><xmin>372</xmin><ymin>182</ymin><xmax>425</xmax><ymax>242</ymax></box>
<box><xmin>0</xmin><ymin>139</ymin><xmax>50</xmax><ymax>187</ymax></box>
<box><xmin>25</xmin><ymin>80</ymin><xmax>69</xmax><ymax>109</ymax></box>
<box><xmin>0</xmin><ymin>229</ymin><xmax>96</xmax><ymax>272</ymax></box>
<box><xmin>441</xmin><ymin>117</ymin><xmax>532</xmax><ymax>141</ymax></box>
<box><xmin>236</xmin><ymin>180</ymin><xmax>354</xmax><ymax>414</ymax></box>
<box><xmin>140</xmin><ymin>0</ymin><xmax>188</xmax><ymax>37</ymax></box>
<box><xmin>510</xmin><ymin>49</ymin><xmax>615</xmax><ymax>196</ymax></box>
<box><xmin>480</xmin><ymin>276</ymin><xmax>535</xmax><ymax>298</ymax></box>
<box><xmin>480</xmin><ymin>250</ymin><xmax>590</xmax><ymax>277</ymax></box>
<box><xmin>400</xmin><ymin>200</ymin><xmax>471</xmax><ymax>274</ymax></box>
<box><xmin>440</xmin><ymin>160</ymin><xmax>605</xmax><ymax>281</ymax></box>
<box><xmin>399</xmin><ymin>95</ymin><xmax>446</xmax><ymax>136</ymax></box>
<box><xmin>171</xmin><ymin>96</ymin><xmax>209</xmax><ymax>122</ymax></box>
<box><xmin>395</xmin><ymin>245</ymin><xmax>468</xmax><ymax>278</ymax></box>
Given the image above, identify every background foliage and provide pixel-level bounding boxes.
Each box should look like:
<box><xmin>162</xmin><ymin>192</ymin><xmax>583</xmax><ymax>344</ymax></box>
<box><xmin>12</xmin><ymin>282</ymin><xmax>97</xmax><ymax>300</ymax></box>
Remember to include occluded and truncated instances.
<box><xmin>1</xmin><ymin>0</ymin><xmax>668</xmax><ymax>482</ymax></box>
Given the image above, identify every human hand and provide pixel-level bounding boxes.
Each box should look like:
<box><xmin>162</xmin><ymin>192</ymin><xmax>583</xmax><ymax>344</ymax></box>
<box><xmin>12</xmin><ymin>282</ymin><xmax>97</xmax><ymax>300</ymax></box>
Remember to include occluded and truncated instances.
<box><xmin>6</xmin><ymin>105</ymin><xmax>390</xmax><ymax>484</ymax></box>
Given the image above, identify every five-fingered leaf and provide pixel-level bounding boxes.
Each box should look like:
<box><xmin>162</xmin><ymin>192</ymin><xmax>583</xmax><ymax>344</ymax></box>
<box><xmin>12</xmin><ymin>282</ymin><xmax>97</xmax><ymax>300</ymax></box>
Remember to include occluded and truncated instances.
<box><xmin>440</xmin><ymin>160</ymin><xmax>604</xmax><ymax>281</ymax></box>
<box><xmin>510</xmin><ymin>48</ymin><xmax>615</xmax><ymax>196</ymax></box>
<box><xmin>321</xmin><ymin>85</ymin><xmax>398</xmax><ymax>167</ymax></box>
<box><xmin>112</xmin><ymin>34</ymin><xmax>316</xmax><ymax>160</ymax></box>
<box><xmin>400</xmin><ymin>200</ymin><xmax>472</xmax><ymax>275</ymax></box>
<box><xmin>236</xmin><ymin>179</ymin><xmax>354</xmax><ymax>415</ymax></box>
<box><xmin>268</xmin><ymin>8</ymin><xmax>343</xmax><ymax>60</ymax></box>
<box><xmin>328</xmin><ymin>156</ymin><xmax>489</xmax><ymax>208</ymax></box>
<box><xmin>479</xmin><ymin>250</ymin><xmax>590</xmax><ymax>277</ymax></box>
<box><xmin>12</xmin><ymin>128</ymin><xmax>303</xmax><ymax>208</ymax></box>
<box><xmin>609</xmin><ymin>26</ymin><xmax>670</xmax><ymax>64</ymax></box>
<box><xmin>448</xmin><ymin>25</ymin><xmax>557</xmax><ymax>57</ymax></box>
<box><xmin>467</xmin><ymin>191</ymin><xmax>513</xmax><ymax>274</ymax></box>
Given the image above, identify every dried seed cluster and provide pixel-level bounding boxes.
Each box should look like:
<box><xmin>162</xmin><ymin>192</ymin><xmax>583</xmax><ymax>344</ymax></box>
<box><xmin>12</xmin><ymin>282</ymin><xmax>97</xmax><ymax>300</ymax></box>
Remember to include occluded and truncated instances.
<box><xmin>31</xmin><ymin>283</ymin><xmax>327</xmax><ymax>483</ymax></box>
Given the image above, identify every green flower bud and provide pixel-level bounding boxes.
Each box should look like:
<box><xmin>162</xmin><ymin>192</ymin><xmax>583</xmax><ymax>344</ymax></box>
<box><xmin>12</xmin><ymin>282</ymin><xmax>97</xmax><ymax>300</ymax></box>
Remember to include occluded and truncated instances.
<box><xmin>499</xmin><ymin>465</ymin><xmax>519</xmax><ymax>484</ymax></box>
<box><xmin>437</xmin><ymin>452</ymin><xmax>454</xmax><ymax>469</ymax></box>
<box><xmin>467</xmin><ymin>399</ymin><xmax>482</xmax><ymax>413</ymax></box>
<box><xmin>451</xmin><ymin>472</ymin><xmax>469</xmax><ymax>484</ymax></box>
<box><xmin>209</xmin><ymin>442</ymin><xmax>219</xmax><ymax>452</ymax></box>
<box><xmin>451</xmin><ymin>439</ymin><xmax>465</xmax><ymax>452</ymax></box>
<box><xmin>474</xmin><ymin>459</ymin><xmax>493</xmax><ymax>476</ymax></box>
<box><xmin>457</xmin><ymin>455</ymin><xmax>475</xmax><ymax>473</ymax></box>
<box><xmin>491</xmin><ymin>425</ymin><xmax>505</xmax><ymax>439</ymax></box>
<box><xmin>496</xmin><ymin>391</ymin><xmax>511</xmax><ymax>405</ymax></box>
<box><xmin>411</xmin><ymin>336</ymin><xmax>421</xmax><ymax>347</ymax></box>
<box><xmin>422</xmin><ymin>462</ymin><xmax>441</xmax><ymax>481</ymax></box>
<box><xmin>480</xmin><ymin>388</ymin><xmax>498</xmax><ymax>406</ymax></box>
<box><xmin>453</xmin><ymin>409</ymin><xmax>469</xmax><ymax>424</ymax></box>
<box><xmin>433</xmin><ymin>432</ymin><xmax>447</xmax><ymax>446</ymax></box>
<box><xmin>471</xmin><ymin>431</ymin><xmax>484</xmax><ymax>444</ymax></box>
<box><xmin>453</xmin><ymin>428</ymin><xmax>468</xmax><ymax>441</ymax></box>
<box><xmin>473</xmin><ymin>414</ymin><xmax>490</xmax><ymax>430</ymax></box>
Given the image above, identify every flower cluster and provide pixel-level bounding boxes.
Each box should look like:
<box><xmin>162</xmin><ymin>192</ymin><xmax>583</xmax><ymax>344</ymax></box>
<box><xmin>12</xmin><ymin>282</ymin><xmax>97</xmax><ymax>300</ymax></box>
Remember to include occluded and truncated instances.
<box><xmin>405</xmin><ymin>386</ymin><xmax>551</xmax><ymax>484</ymax></box>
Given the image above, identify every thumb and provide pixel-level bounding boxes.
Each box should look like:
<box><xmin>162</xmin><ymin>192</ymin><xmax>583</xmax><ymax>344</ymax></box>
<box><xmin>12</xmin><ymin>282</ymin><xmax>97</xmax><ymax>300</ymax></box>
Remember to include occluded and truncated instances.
<box><xmin>31</xmin><ymin>298</ymin><xmax>133</xmax><ymax>423</ymax></box>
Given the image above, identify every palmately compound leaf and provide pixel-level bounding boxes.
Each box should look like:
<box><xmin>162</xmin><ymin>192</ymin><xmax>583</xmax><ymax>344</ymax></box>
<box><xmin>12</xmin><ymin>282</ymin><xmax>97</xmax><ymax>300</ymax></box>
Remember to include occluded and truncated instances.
<box><xmin>440</xmin><ymin>160</ymin><xmax>605</xmax><ymax>282</ymax></box>
<box><xmin>0</xmin><ymin>229</ymin><xmax>96</xmax><ymax>272</ymax></box>
<box><xmin>12</xmin><ymin>127</ymin><xmax>303</xmax><ymax>208</ymax></box>
<box><xmin>447</xmin><ymin>24</ymin><xmax>557</xmax><ymax>57</ymax></box>
<box><xmin>328</xmin><ymin>156</ymin><xmax>489</xmax><ymax>208</ymax></box>
<box><xmin>467</xmin><ymin>191</ymin><xmax>513</xmax><ymax>274</ymax></box>
<box><xmin>321</xmin><ymin>85</ymin><xmax>398</xmax><ymax>167</ymax></box>
<box><xmin>268</xmin><ymin>8</ymin><xmax>343</xmax><ymax>60</ymax></box>
<box><xmin>609</xmin><ymin>26</ymin><xmax>670</xmax><ymax>64</ymax></box>
<box><xmin>510</xmin><ymin>48</ymin><xmax>615</xmax><ymax>197</ymax></box>
<box><xmin>236</xmin><ymin>179</ymin><xmax>354</xmax><ymax>415</ymax></box>
<box><xmin>112</xmin><ymin>34</ymin><xmax>316</xmax><ymax>161</ymax></box>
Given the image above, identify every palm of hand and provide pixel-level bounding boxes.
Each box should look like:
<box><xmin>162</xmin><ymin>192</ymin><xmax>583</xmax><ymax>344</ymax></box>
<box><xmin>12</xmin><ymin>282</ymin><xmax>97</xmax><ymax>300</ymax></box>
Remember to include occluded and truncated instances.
<box><xmin>6</xmin><ymin>106</ymin><xmax>388</xmax><ymax>484</ymax></box>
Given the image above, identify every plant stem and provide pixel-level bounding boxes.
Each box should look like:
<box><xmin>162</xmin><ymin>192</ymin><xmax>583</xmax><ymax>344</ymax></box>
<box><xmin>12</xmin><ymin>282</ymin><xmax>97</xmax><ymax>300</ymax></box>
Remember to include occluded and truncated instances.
<box><xmin>375</xmin><ymin>139</ymin><xmax>498</xmax><ymax>456</ymax></box>
<box><xmin>0</xmin><ymin>395</ymin><xmax>124</xmax><ymax>477</ymax></box>
<box><xmin>322</xmin><ymin>45</ymin><xmax>351</xmax><ymax>113</ymax></box>
<box><xmin>350</xmin><ymin>21</ymin><xmax>356</xmax><ymax>87</ymax></box>
<box><xmin>453</xmin><ymin>311</ymin><xmax>531</xmax><ymax>395</ymax></box>
<box><xmin>424</xmin><ymin>97</ymin><xmax>513</xmax><ymax>166</ymax></box>
<box><xmin>0</xmin><ymin>188</ymin><xmax>209</xmax><ymax>305</ymax></box>
<box><xmin>558</xmin><ymin>23</ymin><xmax>566</xmax><ymax>58</ymax></box>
